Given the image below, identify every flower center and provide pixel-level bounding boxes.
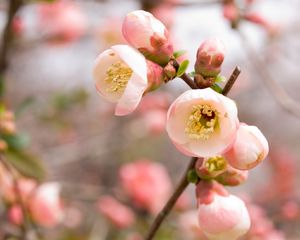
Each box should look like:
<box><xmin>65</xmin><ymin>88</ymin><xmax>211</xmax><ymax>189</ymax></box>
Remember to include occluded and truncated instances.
<box><xmin>205</xmin><ymin>156</ymin><xmax>227</xmax><ymax>173</ymax></box>
<box><xmin>105</xmin><ymin>61</ymin><xmax>133</xmax><ymax>93</ymax></box>
<box><xmin>185</xmin><ymin>104</ymin><xmax>218</xmax><ymax>140</ymax></box>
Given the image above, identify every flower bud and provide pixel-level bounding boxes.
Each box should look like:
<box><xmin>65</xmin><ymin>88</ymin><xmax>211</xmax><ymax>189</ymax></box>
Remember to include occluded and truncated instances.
<box><xmin>197</xmin><ymin>184</ymin><xmax>251</xmax><ymax>240</ymax></box>
<box><xmin>8</xmin><ymin>205</ymin><xmax>24</xmax><ymax>225</ymax></box>
<box><xmin>146</xmin><ymin>60</ymin><xmax>164</xmax><ymax>92</ymax></box>
<box><xmin>216</xmin><ymin>165</ymin><xmax>248</xmax><ymax>186</ymax></box>
<box><xmin>224</xmin><ymin>123</ymin><xmax>269</xmax><ymax>170</ymax></box>
<box><xmin>195</xmin><ymin>156</ymin><xmax>227</xmax><ymax>179</ymax></box>
<box><xmin>122</xmin><ymin>10</ymin><xmax>173</xmax><ymax>66</ymax></box>
<box><xmin>194</xmin><ymin>38</ymin><xmax>225</xmax><ymax>78</ymax></box>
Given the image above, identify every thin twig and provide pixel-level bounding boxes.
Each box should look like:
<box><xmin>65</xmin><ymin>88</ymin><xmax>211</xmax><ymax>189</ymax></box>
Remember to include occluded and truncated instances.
<box><xmin>145</xmin><ymin>157</ymin><xmax>198</xmax><ymax>240</ymax></box>
<box><xmin>222</xmin><ymin>66</ymin><xmax>241</xmax><ymax>96</ymax></box>
<box><xmin>180</xmin><ymin>73</ymin><xmax>198</xmax><ymax>89</ymax></box>
<box><xmin>239</xmin><ymin>32</ymin><xmax>300</xmax><ymax>119</ymax></box>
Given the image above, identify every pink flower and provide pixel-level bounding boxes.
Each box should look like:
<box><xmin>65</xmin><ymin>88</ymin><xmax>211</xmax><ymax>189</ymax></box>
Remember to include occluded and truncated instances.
<box><xmin>197</xmin><ymin>187</ymin><xmax>250</xmax><ymax>240</ymax></box>
<box><xmin>195</xmin><ymin>38</ymin><xmax>225</xmax><ymax>78</ymax></box>
<box><xmin>122</xmin><ymin>10</ymin><xmax>173</xmax><ymax>66</ymax></box>
<box><xmin>224</xmin><ymin>123</ymin><xmax>269</xmax><ymax>170</ymax></box>
<box><xmin>8</xmin><ymin>205</ymin><xmax>24</xmax><ymax>226</ymax></box>
<box><xmin>93</xmin><ymin>45</ymin><xmax>151</xmax><ymax>116</ymax></box>
<box><xmin>38</xmin><ymin>0</ymin><xmax>87</xmax><ymax>44</ymax></box>
<box><xmin>195</xmin><ymin>156</ymin><xmax>228</xmax><ymax>180</ymax></box>
<box><xmin>97</xmin><ymin>195</ymin><xmax>135</xmax><ymax>229</ymax></box>
<box><xmin>119</xmin><ymin>160</ymin><xmax>172</xmax><ymax>214</ymax></box>
<box><xmin>29</xmin><ymin>182</ymin><xmax>64</xmax><ymax>228</ymax></box>
<box><xmin>166</xmin><ymin>88</ymin><xmax>239</xmax><ymax>158</ymax></box>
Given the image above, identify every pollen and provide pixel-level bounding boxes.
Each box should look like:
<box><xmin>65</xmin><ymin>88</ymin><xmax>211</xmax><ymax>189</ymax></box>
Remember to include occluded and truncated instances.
<box><xmin>205</xmin><ymin>156</ymin><xmax>227</xmax><ymax>173</ymax></box>
<box><xmin>105</xmin><ymin>61</ymin><xmax>133</xmax><ymax>93</ymax></box>
<box><xmin>185</xmin><ymin>104</ymin><xmax>218</xmax><ymax>140</ymax></box>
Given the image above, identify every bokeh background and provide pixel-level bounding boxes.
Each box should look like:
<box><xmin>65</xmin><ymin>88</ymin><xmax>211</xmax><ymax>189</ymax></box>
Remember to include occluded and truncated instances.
<box><xmin>1</xmin><ymin>0</ymin><xmax>300</xmax><ymax>239</ymax></box>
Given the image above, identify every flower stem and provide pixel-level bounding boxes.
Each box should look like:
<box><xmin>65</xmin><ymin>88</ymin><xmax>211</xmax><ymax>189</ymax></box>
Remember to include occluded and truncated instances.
<box><xmin>144</xmin><ymin>157</ymin><xmax>198</xmax><ymax>240</ymax></box>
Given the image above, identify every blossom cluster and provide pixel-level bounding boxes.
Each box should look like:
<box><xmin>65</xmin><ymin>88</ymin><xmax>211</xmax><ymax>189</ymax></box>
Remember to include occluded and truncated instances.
<box><xmin>93</xmin><ymin>9</ymin><xmax>269</xmax><ymax>240</ymax></box>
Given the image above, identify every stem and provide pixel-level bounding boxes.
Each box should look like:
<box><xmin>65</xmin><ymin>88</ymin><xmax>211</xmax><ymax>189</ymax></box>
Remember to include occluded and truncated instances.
<box><xmin>222</xmin><ymin>66</ymin><xmax>241</xmax><ymax>96</ymax></box>
<box><xmin>0</xmin><ymin>0</ymin><xmax>23</xmax><ymax>98</ymax></box>
<box><xmin>144</xmin><ymin>67</ymin><xmax>241</xmax><ymax>239</ymax></box>
<box><xmin>144</xmin><ymin>157</ymin><xmax>198</xmax><ymax>240</ymax></box>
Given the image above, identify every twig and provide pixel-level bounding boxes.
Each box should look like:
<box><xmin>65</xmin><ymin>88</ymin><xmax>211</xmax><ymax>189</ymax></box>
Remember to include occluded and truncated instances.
<box><xmin>222</xmin><ymin>66</ymin><xmax>241</xmax><ymax>96</ymax></box>
<box><xmin>0</xmin><ymin>0</ymin><xmax>23</xmax><ymax>97</ymax></box>
<box><xmin>144</xmin><ymin>157</ymin><xmax>198</xmax><ymax>240</ymax></box>
<box><xmin>239</xmin><ymin>32</ymin><xmax>300</xmax><ymax>119</ymax></box>
<box><xmin>180</xmin><ymin>73</ymin><xmax>198</xmax><ymax>89</ymax></box>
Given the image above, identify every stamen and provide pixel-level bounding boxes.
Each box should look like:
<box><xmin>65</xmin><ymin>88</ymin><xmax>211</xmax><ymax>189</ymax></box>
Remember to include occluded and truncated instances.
<box><xmin>185</xmin><ymin>104</ymin><xmax>218</xmax><ymax>140</ymax></box>
<box><xmin>105</xmin><ymin>61</ymin><xmax>133</xmax><ymax>93</ymax></box>
<box><xmin>205</xmin><ymin>156</ymin><xmax>227</xmax><ymax>173</ymax></box>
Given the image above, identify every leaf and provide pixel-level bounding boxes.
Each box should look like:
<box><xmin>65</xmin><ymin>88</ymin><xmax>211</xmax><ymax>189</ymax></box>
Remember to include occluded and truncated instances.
<box><xmin>6</xmin><ymin>150</ymin><xmax>46</xmax><ymax>181</ymax></box>
<box><xmin>173</xmin><ymin>50</ymin><xmax>186</xmax><ymax>59</ymax></box>
<box><xmin>211</xmin><ymin>83</ymin><xmax>223</xmax><ymax>93</ymax></box>
<box><xmin>188</xmin><ymin>71</ymin><xmax>196</xmax><ymax>78</ymax></box>
<box><xmin>215</xmin><ymin>75</ymin><xmax>226</xmax><ymax>83</ymax></box>
<box><xmin>176</xmin><ymin>60</ymin><xmax>190</xmax><ymax>77</ymax></box>
<box><xmin>187</xmin><ymin>170</ymin><xmax>199</xmax><ymax>184</ymax></box>
<box><xmin>1</xmin><ymin>134</ymin><xmax>30</xmax><ymax>150</ymax></box>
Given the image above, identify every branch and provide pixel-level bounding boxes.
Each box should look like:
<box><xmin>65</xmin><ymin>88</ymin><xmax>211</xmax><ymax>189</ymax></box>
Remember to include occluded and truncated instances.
<box><xmin>145</xmin><ymin>157</ymin><xmax>198</xmax><ymax>240</ymax></box>
<box><xmin>145</xmin><ymin>66</ymin><xmax>241</xmax><ymax>239</ymax></box>
<box><xmin>239</xmin><ymin>32</ymin><xmax>300</xmax><ymax>119</ymax></box>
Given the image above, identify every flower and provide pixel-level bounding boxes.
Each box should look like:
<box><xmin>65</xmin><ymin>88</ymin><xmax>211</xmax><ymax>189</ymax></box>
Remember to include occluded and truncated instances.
<box><xmin>224</xmin><ymin>123</ymin><xmax>269</xmax><ymax>170</ymax></box>
<box><xmin>195</xmin><ymin>156</ymin><xmax>228</xmax><ymax>180</ymax></box>
<box><xmin>38</xmin><ymin>0</ymin><xmax>87</xmax><ymax>44</ymax></box>
<box><xmin>122</xmin><ymin>10</ymin><xmax>173</xmax><ymax>66</ymax></box>
<box><xmin>8</xmin><ymin>205</ymin><xmax>23</xmax><ymax>225</ymax></box>
<box><xmin>215</xmin><ymin>165</ymin><xmax>248</xmax><ymax>186</ymax></box>
<box><xmin>194</xmin><ymin>38</ymin><xmax>225</xmax><ymax>78</ymax></box>
<box><xmin>97</xmin><ymin>195</ymin><xmax>136</xmax><ymax>229</ymax></box>
<box><xmin>93</xmin><ymin>45</ymin><xmax>149</xmax><ymax>116</ymax></box>
<box><xmin>166</xmin><ymin>88</ymin><xmax>239</xmax><ymax>158</ymax></box>
<box><xmin>197</xmin><ymin>183</ymin><xmax>250</xmax><ymax>240</ymax></box>
<box><xmin>29</xmin><ymin>182</ymin><xmax>64</xmax><ymax>228</ymax></box>
<box><xmin>119</xmin><ymin>160</ymin><xmax>172</xmax><ymax>214</ymax></box>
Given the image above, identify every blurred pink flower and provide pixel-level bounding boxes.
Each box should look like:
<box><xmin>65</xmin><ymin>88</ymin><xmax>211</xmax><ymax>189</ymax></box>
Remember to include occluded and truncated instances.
<box><xmin>224</xmin><ymin>123</ymin><xmax>269</xmax><ymax>170</ymax></box>
<box><xmin>151</xmin><ymin>4</ymin><xmax>176</xmax><ymax>30</ymax></box>
<box><xmin>244</xmin><ymin>13</ymin><xmax>280</xmax><ymax>36</ymax></box>
<box><xmin>166</xmin><ymin>88</ymin><xmax>239</xmax><ymax>158</ymax></box>
<box><xmin>93</xmin><ymin>45</ymin><xmax>148</xmax><ymax>116</ymax></box>
<box><xmin>281</xmin><ymin>200</ymin><xmax>299</xmax><ymax>220</ymax></box>
<box><xmin>38</xmin><ymin>0</ymin><xmax>87</xmax><ymax>44</ymax></box>
<box><xmin>97</xmin><ymin>195</ymin><xmax>136</xmax><ymax>229</ymax></box>
<box><xmin>120</xmin><ymin>160</ymin><xmax>172</xmax><ymax>214</ymax></box>
<box><xmin>8</xmin><ymin>205</ymin><xmax>23</xmax><ymax>226</ymax></box>
<box><xmin>29</xmin><ymin>182</ymin><xmax>64</xmax><ymax>228</ymax></box>
<box><xmin>223</xmin><ymin>3</ymin><xmax>239</xmax><ymax>22</ymax></box>
<box><xmin>197</xmin><ymin>185</ymin><xmax>250</xmax><ymax>240</ymax></box>
<box><xmin>122</xmin><ymin>10</ymin><xmax>173</xmax><ymax>66</ymax></box>
<box><xmin>195</xmin><ymin>38</ymin><xmax>225</xmax><ymax>78</ymax></box>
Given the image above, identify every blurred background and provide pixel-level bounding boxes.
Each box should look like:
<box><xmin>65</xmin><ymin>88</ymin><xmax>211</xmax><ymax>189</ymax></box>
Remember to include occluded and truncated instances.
<box><xmin>0</xmin><ymin>0</ymin><xmax>300</xmax><ymax>239</ymax></box>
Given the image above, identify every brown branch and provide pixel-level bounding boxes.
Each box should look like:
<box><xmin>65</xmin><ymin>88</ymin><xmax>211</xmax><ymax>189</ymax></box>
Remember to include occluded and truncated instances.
<box><xmin>145</xmin><ymin>157</ymin><xmax>198</xmax><ymax>240</ymax></box>
<box><xmin>145</xmin><ymin>66</ymin><xmax>241</xmax><ymax>239</ymax></box>
<box><xmin>239</xmin><ymin>32</ymin><xmax>300</xmax><ymax>119</ymax></box>
<box><xmin>222</xmin><ymin>66</ymin><xmax>241</xmax><ymax>96</ymax></box>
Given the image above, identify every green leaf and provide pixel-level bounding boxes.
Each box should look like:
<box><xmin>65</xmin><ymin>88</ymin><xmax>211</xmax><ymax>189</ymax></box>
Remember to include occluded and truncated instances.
<box><xmin>173</xmin><ymin>50</ymin><xmax>186</xmax><ymax>59</ymax></box>
<box><xmin>187</xmin><ymin>170</ymin><xmax>199</xmax><ymax>184</ymax></box>
<box><xmin>1</xmin><ymin>134</ymin><xmax>30</xmax><ymax>150</ymax></box>
<box><xmin>176</xmin><ymin>60</ymin><xmax>190</xmax><ymax>77</ymax></box>
<box><xmin>211</xmin><ymin>83</ymin><xmax>223</xmax><ymax>93</ymax></box>
<box><xmin>6</xmin><ymin>150</ymin><xmax>46</xmax><ymax>181</ymax></box>
<box><xmin>188</xmin><ymin>71</ymin><xmax>196</xmax><ymax>78</ymax></box>
<box><xmin>215</xmin><ymin>75</ymin><xmax>226</xmax><ymax>83</ymax></box>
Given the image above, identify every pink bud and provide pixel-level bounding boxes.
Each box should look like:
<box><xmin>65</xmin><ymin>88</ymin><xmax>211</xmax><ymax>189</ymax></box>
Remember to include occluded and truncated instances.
<box><xmin>195</xmin><ymin>156</ymin><xmax>227</xmax><ymax>179</ymax></box>
<box><xmin>166</xmin><ymin>88</ymin><xmax>239</xmax><ymax>158</ymax></box>
<box><xmin>223</xmin><ymin>3</ymin><xmax>239</xmax><ymax>22</ymax></box>
<box><xmin>224</xmin><ymin>123</ymin><xmax>269</xmax><ymax>170</ymax></box>
<box><xmin>195</xmin><ymin>38</ymin><xmax>225</xmax><ymax>77</ymax></box>
<box><xmin>97</xmin><ymin>195</ymin><xmax>136</xmax><ymax>229</ymax></box>
<box><xmin>198</xmin><ymin>192</ymin><xmax>251</xmax><ymax>240</ymax></box>
<box><xmin>216</xmin><ymin>165</ymin><xmax>248</xmax><ymax>186</ymax></box>
<box><xmin>8</xmin><ymin>205</ymin><xmax>24</xmax><ymax>225</ymax></box>
<box><xmin>146</xmin><ymin>60</ymin><xmax>164</xmax><ymax>92</ymax></box>
<box><xmin>119</xmin><ymin>160</ymin><xmax>172</xmax><ymax>214</ymax></box>
<box><xmin>29</xmin><ymin>183</ymin><xmax>64</xmax><ymax>228</ymax></box>
<box><xmin>122</xmin><ymin>10</ymin><xmax>173</xmax><ymax>66</ymax></box>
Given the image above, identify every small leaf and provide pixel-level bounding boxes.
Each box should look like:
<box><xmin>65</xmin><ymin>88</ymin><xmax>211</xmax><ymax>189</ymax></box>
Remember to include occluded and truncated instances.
<box><xmin>211</xmin><ymin>83</ymin><xmax>223</xmax><ymax>93</ymax></box>
<box><xmin>177</xmin><ymin>60</ymin><xmax>190</xmax><ymax>77</ymax></box>
<box><xmin>187</xmin><ymin>170</ymin><xmax>199</xmax><ymax>184</ymax></box>
<box><xmin>215</xmin><ymin>75</ymin><xmax>226</xmax><ymax>83</ymax></box>
<box><xmin>6</xmin><ymin>150</ymin><xmax>46</xmax><ymax>181</ymax></box>
<box><xmin>173</xmin><ymin>50</ymin><xmax>186</xmax><ymax>59</ymax></box>
<box><xmin>188</xmin><ymin>71</ymin><xmax>196</xmax><ymax>78</ymax></box>
<box><xmin>1</xmin><ymin>134</ymin><xmax>30</xmax><ymax>150</ymax></box>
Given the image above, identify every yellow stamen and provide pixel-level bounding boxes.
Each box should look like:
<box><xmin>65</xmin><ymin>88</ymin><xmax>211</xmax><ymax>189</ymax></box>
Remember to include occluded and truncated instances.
<box><xmin>185</xmin><ymin>104</ymin><xmax>218</xmax><ymax>140</ymax></box>
<box><xmin>105</xmin><ymin>61</ymin><xmax>133</xmax><ymax>93</ymax></box>
<box><xmin>204</xmin><ymin>156</ymin><xmax>227</xmax><ymax>173</ymax></box>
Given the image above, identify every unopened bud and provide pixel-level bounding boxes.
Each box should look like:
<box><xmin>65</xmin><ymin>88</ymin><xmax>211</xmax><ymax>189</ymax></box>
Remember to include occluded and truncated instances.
<box><xmin>216</xmin><ymin>165</ymin><xmax>248</xmax><ymax>186</ymax></box>
<box><xmin>195</xmin><ymin>156</ymin><xmax>227</xmax><ymax>180</ymax></box>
